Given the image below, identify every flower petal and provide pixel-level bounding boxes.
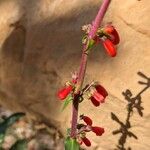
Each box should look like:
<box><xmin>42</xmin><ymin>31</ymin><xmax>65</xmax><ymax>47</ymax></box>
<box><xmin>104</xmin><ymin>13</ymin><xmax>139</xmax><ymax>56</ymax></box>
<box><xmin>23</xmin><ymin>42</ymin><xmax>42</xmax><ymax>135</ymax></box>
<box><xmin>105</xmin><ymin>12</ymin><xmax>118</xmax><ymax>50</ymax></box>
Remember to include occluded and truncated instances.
<box><xmin>57</xmin><ymin>86</ymin><xmax>73</xmax><ymax>100</ymax></box>
<box><xmin>102</xmin><ymin>39</ymin><xmax>117</xmax><ymax>57</ymax></box>
<box><xmin>104</xmin><ymin>25</ymin><xmax>114</xmax><ymax>34</ymax></box>
<box><xmin>92</xmin><ymin>126</ymin><xmax>105</xmax><ymax>136</ymax></box>
<box><xmin>104</xmin><ymin>25</ymin><xmax>120</xmax><ymax>45</ymax></box>
<box><xmin>111</xmin><ymin>28</ymin><xmax>120</xmax><ymax>45</ymax></box>
<box><xmin>93</xmin><ymin>91</ymin><xmax>105</xmax><ymax>103</ymax></box>
<box><xmin>90</xmin><ymin>97</ymin><xmax>100</xmax><ymax>107</ymax></box>
<box><xmin>81</xmin><ymin>137</ymin><xmax>91</xmax><ymax>147</ymax></box>
<box><xmin>95</xmin><ymin>85</ymin><xmax>108</xmax><ymax>98</ymax></box>
<box><xmin>82</xmin><ymin>116</ymin><xmax>93</xmax><ymax>126</ymax></box>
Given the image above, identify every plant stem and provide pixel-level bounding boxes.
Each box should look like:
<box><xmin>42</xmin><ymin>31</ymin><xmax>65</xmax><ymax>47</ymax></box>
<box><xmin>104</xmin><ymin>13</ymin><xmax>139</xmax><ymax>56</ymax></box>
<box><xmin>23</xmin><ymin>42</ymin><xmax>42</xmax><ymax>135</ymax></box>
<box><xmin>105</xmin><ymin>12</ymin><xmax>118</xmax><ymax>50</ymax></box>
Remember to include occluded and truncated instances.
<box><xmin>70</xmin><ymin>0</ymin><xmax>111</xmax><ymax>138</ymax></box>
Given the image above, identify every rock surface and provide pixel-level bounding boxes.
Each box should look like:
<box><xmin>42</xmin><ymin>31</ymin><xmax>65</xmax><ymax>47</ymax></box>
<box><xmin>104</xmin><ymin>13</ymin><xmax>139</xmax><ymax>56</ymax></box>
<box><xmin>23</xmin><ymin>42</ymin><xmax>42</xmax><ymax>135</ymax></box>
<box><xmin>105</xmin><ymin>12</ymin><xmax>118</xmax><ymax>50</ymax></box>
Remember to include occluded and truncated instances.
<box><xmin>0</xmin><ymin>0</ymin><xmax>150</xmax><ymax>149</ymax></box>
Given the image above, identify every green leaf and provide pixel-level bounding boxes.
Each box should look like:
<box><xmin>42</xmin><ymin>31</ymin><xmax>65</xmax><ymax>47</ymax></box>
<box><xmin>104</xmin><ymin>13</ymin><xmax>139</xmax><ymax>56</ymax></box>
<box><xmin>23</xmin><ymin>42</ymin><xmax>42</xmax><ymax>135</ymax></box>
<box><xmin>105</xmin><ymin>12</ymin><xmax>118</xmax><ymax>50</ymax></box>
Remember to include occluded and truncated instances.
<box><xmin>61</xmin><ymin>96</ymin><xmax>73</xmax><ymax>111</ymax></box>
<box><xmin>0</xmin><ymin>112</ymin><xmax>26</xmax><ymax>149</ymax></box>
<box><xmin>0</xmin><ymin>112</ymin><xmax>25</xmax><ymax>135</ymax></box>
<box><xmin>5</xmin><ymin>112</ymin><xmax>25</xmax><ymax>127</ymax></box>
<box><xmin>86</xmin><ymin>39</ymin><xmax>95</xmax><ymax>50</ymax></box>
<box><xmin>10</xmin><ymin>140</ymin><xmax>27</xmax><ymax>150</ymax></box>
<box><xmin>65</xmin><ymin>137</ymin><xmax>80</xmax><ymax>150</ymax></box>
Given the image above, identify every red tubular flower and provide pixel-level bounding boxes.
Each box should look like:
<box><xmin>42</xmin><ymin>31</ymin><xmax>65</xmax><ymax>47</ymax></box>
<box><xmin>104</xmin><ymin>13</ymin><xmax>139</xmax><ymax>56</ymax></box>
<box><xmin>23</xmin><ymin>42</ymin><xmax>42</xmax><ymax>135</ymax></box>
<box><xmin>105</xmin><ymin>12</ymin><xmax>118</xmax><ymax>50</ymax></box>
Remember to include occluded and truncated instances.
<box><xmin>104</xmin><ymin>25</ymin><xmax>120</xmax><ymax>45</ymax></box>
<box><xmin>82</xmin><ymin>116</ymin><xmax>93</xmax><ymax>126</ymax></box>
<box><xmin>102</xmin><ymin>39</ymin><xmax>117</xmax><ymax>57</ymax></box>
<box><xmin>81</xmin><ymin>137</ymin><xmax>91</xmax><ymax>147</ymax></box>
<box><xmin>57</xmin><ymin>85</ymin><xmax>73</xmax><ymax>100</ymax></box>
<box><xmin>92</xmin><ymin>126</ymin><xmax>105</xmax><ymax>136</ymax></box>
<box><xmin>90</xmin><ymin>84</ymin><xmax>108</xmax><ymax>107</ymax></box>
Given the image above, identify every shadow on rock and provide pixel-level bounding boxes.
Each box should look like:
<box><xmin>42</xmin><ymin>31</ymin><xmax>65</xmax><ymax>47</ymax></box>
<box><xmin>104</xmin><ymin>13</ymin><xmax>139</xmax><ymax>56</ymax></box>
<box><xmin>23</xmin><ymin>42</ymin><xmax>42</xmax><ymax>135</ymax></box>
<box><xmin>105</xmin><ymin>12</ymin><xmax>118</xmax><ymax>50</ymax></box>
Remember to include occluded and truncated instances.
<box><xmin>0</xmin><ymin>1</ymin><xmax>106</xmax><ymax>134</ymax></box>
<box><xmin>111</xmin><ymin>72</ymin><xmax>150</xmax><ymax>150</ymax></box>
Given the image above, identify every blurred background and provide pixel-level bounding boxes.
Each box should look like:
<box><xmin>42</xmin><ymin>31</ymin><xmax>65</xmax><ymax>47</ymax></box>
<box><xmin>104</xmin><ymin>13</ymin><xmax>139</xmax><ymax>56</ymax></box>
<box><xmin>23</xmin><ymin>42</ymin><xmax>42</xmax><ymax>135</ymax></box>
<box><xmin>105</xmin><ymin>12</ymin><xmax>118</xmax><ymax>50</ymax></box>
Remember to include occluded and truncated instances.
<box><xmin>0</xmin><ymin>0</ymin><xmax>149</xmax><ymax>149</ymax></box>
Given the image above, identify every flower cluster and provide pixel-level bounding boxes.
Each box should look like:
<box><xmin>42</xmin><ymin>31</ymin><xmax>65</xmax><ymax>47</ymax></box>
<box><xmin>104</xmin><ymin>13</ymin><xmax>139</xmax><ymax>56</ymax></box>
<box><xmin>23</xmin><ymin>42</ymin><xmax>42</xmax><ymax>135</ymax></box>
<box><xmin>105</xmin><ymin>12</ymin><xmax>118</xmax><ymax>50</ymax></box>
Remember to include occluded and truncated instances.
<box><xmin>58</xmin><ymin>79</ymin><xmax>108</xmax><ymax>108</ymax></box>
<box><xmin>57</xmin><ymin>23</ymin><xmax>119</xmax><ymax>149</ymax></box>
<box><xmin>57</xmin><ymin>79</ymin><xmax>108</xmax><ymax>147</ymax></box>
<box><xmin>76</xmin><ymin>115</ymin><xmax>104</xmax><ymax>147</ymax></box>
<box><xmin>57</xmin><ymin>70</ymin><xmax>108</xmax><ymax>147</ymax></box>
<box><xmin>82</xmin><ymin>24</ymin><xmax>120</xmax><ymax>57</ymax></box>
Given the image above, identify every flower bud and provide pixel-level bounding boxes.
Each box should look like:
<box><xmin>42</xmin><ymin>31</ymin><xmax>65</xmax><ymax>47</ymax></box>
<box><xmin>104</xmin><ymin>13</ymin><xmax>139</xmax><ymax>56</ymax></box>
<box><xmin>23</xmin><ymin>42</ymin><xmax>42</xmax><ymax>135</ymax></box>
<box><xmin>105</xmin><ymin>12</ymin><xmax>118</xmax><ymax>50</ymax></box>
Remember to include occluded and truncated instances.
<box><xmin>72</xmin><ymin>72</ymin><xmax>78</xmax><ymax>84</ymax></box>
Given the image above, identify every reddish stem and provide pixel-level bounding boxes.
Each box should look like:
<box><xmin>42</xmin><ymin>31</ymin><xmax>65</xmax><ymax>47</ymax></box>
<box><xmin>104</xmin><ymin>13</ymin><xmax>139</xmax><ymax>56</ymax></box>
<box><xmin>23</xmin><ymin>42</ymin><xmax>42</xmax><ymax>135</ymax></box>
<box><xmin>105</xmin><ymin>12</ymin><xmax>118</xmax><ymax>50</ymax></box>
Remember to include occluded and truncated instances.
<box><xmin>70</xmin><ymin>0</ymin><xmax>111</xmax><ymax>138</ymax></box>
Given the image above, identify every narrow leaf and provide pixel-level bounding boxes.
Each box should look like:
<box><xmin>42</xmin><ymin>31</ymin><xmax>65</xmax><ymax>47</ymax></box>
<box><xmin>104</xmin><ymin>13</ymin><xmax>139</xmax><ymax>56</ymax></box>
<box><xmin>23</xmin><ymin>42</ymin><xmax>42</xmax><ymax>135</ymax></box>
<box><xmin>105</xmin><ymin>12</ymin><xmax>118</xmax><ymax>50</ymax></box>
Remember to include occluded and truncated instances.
<box><xmin>0</xmin><ymin>112</ymin><xmax>25</xmax><ymax>136</ymax></box>
<box><xmin>61</xmin><ymin>96</ymin><xmax>73</xmax><ymax>111</ymax></box>
<box><xmin>65</xmin><ymin>137</ymin><xmax>80</xmax><ymax>150</ymax></box>
<box><xmin>5</xmin><ymin>112</ymin><xmax>25</xmax><ymax>127</ymax></box>
<box><xmin>0</xmin><ymin>123</ymin><xmax>7</xmax><ymax>134</ymax></box>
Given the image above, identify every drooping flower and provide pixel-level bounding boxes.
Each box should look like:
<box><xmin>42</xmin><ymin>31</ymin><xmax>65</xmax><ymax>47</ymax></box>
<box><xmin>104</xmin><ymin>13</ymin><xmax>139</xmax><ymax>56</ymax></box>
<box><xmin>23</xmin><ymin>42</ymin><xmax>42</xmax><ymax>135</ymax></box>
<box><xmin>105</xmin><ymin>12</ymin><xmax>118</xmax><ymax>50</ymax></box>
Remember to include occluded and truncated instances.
<box><xmin>102</xmin><ymin>39</ymin><xmax>117</xmax><ymax>57</ymax></box>
<box><xmin>81</xmin><ymin>137</ymin><xmax>91</xmax><ymax>147</ymax></box>
<box><xmin>77</xmin><ymin>114</ymin><xmax>105</xmax><ymax>147</ymax></box>
<box><xmin>92</xmin><ymin>126</ymin><xmax>105</xmax><ymax>136</ymax></box>
<box><xmin>57</xmin><ymin>85</ymin><xmax>73</xmax><ymax>100</ymax></box>
<box><xmin>90</xmin><ymin>84</ymin><xmax>108</xmax><ymax>107</ymax></box>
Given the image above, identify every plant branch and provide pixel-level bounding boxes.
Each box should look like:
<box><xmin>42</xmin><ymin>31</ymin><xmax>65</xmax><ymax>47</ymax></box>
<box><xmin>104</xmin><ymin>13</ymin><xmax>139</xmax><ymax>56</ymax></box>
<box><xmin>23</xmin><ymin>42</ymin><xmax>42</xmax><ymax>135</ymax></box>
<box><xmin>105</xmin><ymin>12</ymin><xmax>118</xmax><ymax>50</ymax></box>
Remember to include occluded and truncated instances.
<box><xmin>70</xmin><ymin>0</ymin><xmax>111</xmax><ymax>138</ymax></box>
